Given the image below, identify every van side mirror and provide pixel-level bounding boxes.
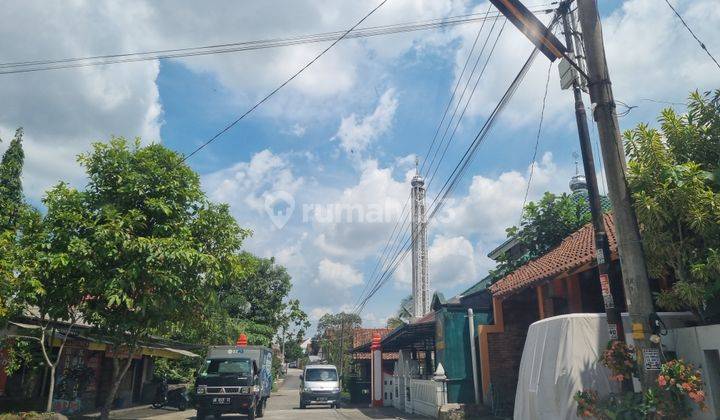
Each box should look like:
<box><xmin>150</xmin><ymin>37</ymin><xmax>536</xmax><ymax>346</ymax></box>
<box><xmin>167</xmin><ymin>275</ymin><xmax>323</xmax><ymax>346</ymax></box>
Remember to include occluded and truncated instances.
<box><xmin>299</xmin><ymin>374</ymin><xmax>304</xmax><ymax>381</ymax></box>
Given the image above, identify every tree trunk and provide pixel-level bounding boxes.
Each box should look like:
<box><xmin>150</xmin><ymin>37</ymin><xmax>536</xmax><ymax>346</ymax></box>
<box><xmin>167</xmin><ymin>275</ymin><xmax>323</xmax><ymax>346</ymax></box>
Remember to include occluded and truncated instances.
<box><xmin>100</xmin><ymin>352</ymin><xmax>135</xmax><ymax>420</ymax></box>
<box><xmin>46</xmin><ymin>365</ymin><xmax>55</xmax><ymax>412</ymax></box>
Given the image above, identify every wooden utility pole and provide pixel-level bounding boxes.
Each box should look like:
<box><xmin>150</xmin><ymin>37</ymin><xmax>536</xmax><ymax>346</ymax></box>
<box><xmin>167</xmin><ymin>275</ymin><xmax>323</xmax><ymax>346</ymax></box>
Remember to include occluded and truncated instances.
<box><xmin>576</xmin><ymin>0</ymin><xmax>660</xmax><ymax>389</ymax></box>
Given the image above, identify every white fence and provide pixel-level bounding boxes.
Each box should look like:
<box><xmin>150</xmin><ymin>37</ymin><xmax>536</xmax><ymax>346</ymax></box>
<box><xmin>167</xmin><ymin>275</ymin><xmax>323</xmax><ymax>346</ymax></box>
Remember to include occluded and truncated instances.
<box><xmin>407</xmin><ymin>378</ymin><xmax>445</xmax><ymax>417</ymax></box>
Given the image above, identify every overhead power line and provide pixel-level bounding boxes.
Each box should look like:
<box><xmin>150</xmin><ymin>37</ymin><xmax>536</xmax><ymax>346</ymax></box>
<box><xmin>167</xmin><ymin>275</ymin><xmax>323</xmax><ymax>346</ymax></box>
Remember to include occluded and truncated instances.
<box><xmin>181</xmin><ymin>0</ymin><xmax>388</xmax><ymax>162</ymax></box>
<box><xmin>355</xmin><ymin>11</ymin><xmax>563</xmax><ymax>315</ymax></box>
<box><xmin>352</xmin><ymin>5</ymin><xmax>502</xmax><ymax>313</ymax></box>
<box><xmin>353</xmin><ymin>10</ymin><xmax>500</xmax><ymax>315</ymax></box>
<box><xmin>519</xmin><ymin>60</ymin><xmax>553</xmax><ymax>225</ymax></box>
<box><xmin>356</xmin><ymin>38</ymin><xmax>547</xmax><ymax>314</ymax></box>
<box><xmin>356</xmin><ymin>18</ymin><xmax>510</xmax><ymax>314</ymax></box>
<box><xmin>663</xmin><ymin>0</ymin><xmax>720</xmax><ymax>71</ymax></box>
<box><xmin>0</xmin><ymin>6</ymin><xmax>555</xmax><ymax>76</ymax></box>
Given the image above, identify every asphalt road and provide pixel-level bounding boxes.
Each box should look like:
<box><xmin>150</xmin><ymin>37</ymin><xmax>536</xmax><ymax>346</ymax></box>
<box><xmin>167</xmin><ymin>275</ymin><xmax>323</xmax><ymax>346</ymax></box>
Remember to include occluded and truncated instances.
<box><xmin>97</xmin><ymin>368</ymin><xmax>425</xmax><ymax>420</ymax></box>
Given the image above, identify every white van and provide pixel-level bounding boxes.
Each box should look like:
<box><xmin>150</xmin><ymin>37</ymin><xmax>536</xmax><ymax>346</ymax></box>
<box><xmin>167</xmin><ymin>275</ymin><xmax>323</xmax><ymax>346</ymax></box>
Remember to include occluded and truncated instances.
<box><xmin>299</xmin><ymin>364</ymin><xmax>341</xmax><ymax>409</ymax></box>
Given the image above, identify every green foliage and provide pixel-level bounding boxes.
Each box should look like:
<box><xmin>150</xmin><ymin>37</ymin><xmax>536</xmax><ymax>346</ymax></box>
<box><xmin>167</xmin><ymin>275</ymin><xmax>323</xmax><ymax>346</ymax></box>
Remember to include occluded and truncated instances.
<box><xmin>0</xmin><ymin>128</ymin><xmax>25</xmax><ymax>229</ymax></box>
<box><xmin>0</xmin><ymin>129</ymin><xmax>42</xmax><ymax>320</ymax></box>
<box><xmin>0</xmin><ymin>338</ymin><xmax>44</xmax><ymax>376</ymax></box>
<box><xmin>625</xmin><ymin>90</ymin><xmax>720</xmax><ymax>319</ymax></box>
<box><xmin>576</xmin><ymin>342</ymin><xmax>707</xmax><ymax>419</ymax></box>
<box><xmin>283</xmin><ymin>339</ymin><xmax>304</xmax><ymax>362</ymax></box>
<box><xmin>386</xmin><ymin>295</ymin><xmax>413</xmax><ymax>329</ymax></box>
<box><xmin>316</xmin><ymin>312</ymin><xmax>361</xmax><ymax>379</ymax></box>
<box><xmin>0</xmin><ymin>413</ymin><xmax>60</xmax><ymax>420</ymax></box>
<box><xmin>491</xmin><ymin>191</ymin><xmax>593</xmax><ymax>280</ymax></box>
<box><xmin>34</xmin><ymin>138</ymin><xmax>251</xmax><ymax>412</ymax></box>
<box><xmin>153</xmin><ymin>357</ymin><xmax>199</xmax><ymax>383</ymax></box>
<box><xmin>185</xmin><ymin>254</ymin><xmax>308</xmax><ymax>347</ymax></box>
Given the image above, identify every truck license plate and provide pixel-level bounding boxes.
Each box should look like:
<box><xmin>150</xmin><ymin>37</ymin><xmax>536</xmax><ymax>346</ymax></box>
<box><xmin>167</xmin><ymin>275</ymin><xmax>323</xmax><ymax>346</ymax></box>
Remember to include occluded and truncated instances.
<box><xmin>212</xmin><ymin>397</ymin><xmax>231</xmax><ymax>404</ymax></box>
<box><xmin>317</xmin><ymin>397</ymin><xmax>327</xmax><ymax>401</ymax></box>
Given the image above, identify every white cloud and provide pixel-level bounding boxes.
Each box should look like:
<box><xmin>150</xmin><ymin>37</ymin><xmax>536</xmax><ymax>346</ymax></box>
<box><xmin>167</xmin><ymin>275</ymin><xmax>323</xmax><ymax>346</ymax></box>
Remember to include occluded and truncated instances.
<box><xmin>0</xmin><ymin>1</ymin><xmax>162</xmax><ymax>201</ymax></box>
<box><xmin>312</xmin><ymin>159</ymin><xmax>407</xmax><ymax>260</ymax></box>
<box><xmin>394</xmin><ymin>234</ymin><xmax>480</xmax><ymax>289</ymax></box>
<box><xmin>452</xmin><ymin>0</ymin><xmax>720</xmax><ymax>130</ymax></box>
<box><xmin>439</xmin><ymin>152</ymin><xmax>568</xmax><ymax>240</ymax></box>
<box><xmin>284</xmin><ymin>123</ymin><xmax>307</xmax><ymax>137</ymax></box>
<box><xmin>310</xmin><ymin>307</ymin><xmax>332</xmax><ymax>322</ymax></box>
<box><xmin>316</xmin><ymin>259</ymin><xmax>364</xmax><ymax>289</ymax></box>
<box><xmin>204</xmin><ymin>149</ymin><xmax>304</xmax><ymax>215</ymax></box>
<box><xmin>333</xmin><ymin>89</ymin><xmax>399</xmax><ymax>155</ymax></box>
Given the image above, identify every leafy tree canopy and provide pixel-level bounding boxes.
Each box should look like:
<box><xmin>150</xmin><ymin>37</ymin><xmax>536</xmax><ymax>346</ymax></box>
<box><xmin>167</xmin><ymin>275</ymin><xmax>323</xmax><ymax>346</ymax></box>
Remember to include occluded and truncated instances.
<box><xmin>491</xmin><ymin>191</ymin><xmax>594</xmax><ymax>281</ymax></box>
<box><xmin>315</xmin><ymin>312</ymin><xmax>361</xmax><ymax>378</ymax></box>
<box><xmin>625</xmin><ymin>90</ymin><xmax>720</xmax><ymax>320</ymax></box>
<box><xmin>37</xmin><ymin>138</ymin><xmax>251</xmax><ymax>417</ymax></box>
<box><xmin>0</xmin><ymin>128</ymin><xmax>39</xmax><ymax>320</ymax></box>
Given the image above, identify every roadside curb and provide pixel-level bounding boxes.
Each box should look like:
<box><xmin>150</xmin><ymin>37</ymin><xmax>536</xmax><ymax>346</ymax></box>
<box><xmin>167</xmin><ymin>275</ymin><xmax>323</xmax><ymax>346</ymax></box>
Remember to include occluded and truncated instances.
<box><xmin>77</xmin><ymin>404</ymin><xmax>152</xmax><ymax>418</ymax></box>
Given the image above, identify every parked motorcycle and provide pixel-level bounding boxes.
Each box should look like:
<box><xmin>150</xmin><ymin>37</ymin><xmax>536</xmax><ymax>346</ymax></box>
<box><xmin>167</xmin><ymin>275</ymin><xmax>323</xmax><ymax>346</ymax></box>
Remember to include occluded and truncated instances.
<box><xmin>152</xmin><ymin>378</ymin><xmax>189</xmax><ymax>411</ymax></box>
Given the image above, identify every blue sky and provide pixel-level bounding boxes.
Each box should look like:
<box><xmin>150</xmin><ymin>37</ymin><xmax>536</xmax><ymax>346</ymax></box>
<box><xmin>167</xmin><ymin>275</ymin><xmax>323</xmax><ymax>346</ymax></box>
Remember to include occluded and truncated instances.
<box><xmin>1</xmin><ymin>0</ymin><xmax>719</xmax><ymax>333</ymax></box>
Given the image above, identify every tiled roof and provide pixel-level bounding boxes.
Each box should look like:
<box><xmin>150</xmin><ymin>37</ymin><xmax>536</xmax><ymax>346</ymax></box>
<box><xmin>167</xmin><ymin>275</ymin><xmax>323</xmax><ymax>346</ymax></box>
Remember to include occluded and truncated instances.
<box><xmin>352</xmin><ymin>328</ymin><xmax>398</xmax><ymax>360</ymax></box>
<box><xmin>414</xmin><ymin>311</ymin><xmax>436</xmax><ymax>324</ymax></box>
<box><xmin>489</xmin><ymin>213</ymin><xmax>617</xmax><ymax>298</ymax></box>
<box><xmin>352</xmin><ymin>328</ymin><xmax>392</xmax><ymax>348</ymax></box>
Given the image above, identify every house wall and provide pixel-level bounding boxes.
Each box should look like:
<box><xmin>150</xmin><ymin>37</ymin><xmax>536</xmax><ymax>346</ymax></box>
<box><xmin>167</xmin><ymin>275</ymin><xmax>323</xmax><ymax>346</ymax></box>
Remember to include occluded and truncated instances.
<box><xmin>670</xmin><ymin>325</ymin><xmax>720</xmax><ymax>419</ymax></box>
<box><xmin>484</xmin><ymin>289</ymin><xmax>539</xmax><ymax>403</ymax></box>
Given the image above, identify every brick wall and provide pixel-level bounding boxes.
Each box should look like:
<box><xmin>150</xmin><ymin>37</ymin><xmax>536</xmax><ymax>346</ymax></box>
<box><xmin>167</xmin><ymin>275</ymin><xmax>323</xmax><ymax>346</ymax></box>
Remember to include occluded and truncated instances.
<box><xmin>487</xmin><ymin>289</ymin><xmax>539</xmax><ymax>398</ymax></box>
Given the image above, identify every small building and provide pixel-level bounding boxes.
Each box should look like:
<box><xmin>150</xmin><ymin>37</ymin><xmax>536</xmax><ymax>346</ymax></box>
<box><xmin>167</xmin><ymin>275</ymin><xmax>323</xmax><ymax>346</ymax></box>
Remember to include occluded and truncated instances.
<box><xmin>0</xmin><ymin>316</ymin><xmax>199</xmax><ymax>415</ymax></box>
<box><xmin>476</xmin><ymin>213</ymin><xmax>671</xmax><ymax>408</ymax></box>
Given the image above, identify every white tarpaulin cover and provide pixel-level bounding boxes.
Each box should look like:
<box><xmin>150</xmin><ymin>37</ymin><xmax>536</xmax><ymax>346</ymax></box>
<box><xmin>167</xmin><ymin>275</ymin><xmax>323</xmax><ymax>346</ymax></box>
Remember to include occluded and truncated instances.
<box><xmin>514</xmin><ymin>314</ymin><xmax>619</xmax><ymax>420</ymax></box>
<box><xmin>514</xmin><ymin>312</ymin><xmax>694</xmax><ymax>420</ymax></box>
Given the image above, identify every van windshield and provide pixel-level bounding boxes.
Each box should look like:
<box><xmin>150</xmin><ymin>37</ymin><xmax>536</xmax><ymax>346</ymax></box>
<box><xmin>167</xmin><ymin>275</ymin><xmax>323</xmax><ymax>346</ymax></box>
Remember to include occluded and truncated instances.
<box><xmin>200</xmin><ymin>358</ymin><xmax>252</xmax><ymax>377</ymax></box>
<box><xmin>305</xmin><ymin>368</ymin><xmax>338</xmax><ymax>381</ymax></box>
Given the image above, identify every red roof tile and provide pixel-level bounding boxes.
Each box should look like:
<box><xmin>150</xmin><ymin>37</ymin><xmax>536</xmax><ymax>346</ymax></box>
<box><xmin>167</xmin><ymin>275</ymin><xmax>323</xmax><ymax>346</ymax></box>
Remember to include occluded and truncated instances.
<box><xmin>353</xmin><ymin>328</ymin><xmax>392</xmax><ymax>348</ymax></box>
<box><xmin>413</xmin><ymin>311</ymin><xmax>436</xmax><ymax>324</ymax></box>
<box><xmin>352</xmin><ymin>328</ymin><xmax>398</xmax><ymax>360</ymax></box>
<box><xmin>489</xmin><ymin>213</ymin><xmax>618</xmax><ymax>298</ymax></box>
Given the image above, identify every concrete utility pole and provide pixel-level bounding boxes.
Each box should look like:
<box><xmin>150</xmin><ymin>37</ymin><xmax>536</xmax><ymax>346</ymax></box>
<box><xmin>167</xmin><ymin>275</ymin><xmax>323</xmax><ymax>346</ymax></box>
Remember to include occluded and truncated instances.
<box><xmin>560</xmin><ymin>2</ymin><xmax>625</xmax><ymax>342</ymax></box>
<box><xmin>576</xmin><ymin>0</ymin><xmax>660</xmax><ymax>389</ymax></box>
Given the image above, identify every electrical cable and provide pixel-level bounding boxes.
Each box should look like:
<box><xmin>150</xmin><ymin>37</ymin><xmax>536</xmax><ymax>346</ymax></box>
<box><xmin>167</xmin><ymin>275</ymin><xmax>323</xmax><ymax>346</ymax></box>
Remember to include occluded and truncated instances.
<box><xmin>0</xmin><ymin>6</ymin><xmax>555</xmax><ymax>76</ymax></box>
<box><xmin>356</xmin><ymin>11</ymin><xmax>562</xmax><ymax>314</ymax></box>
<box><xmin>418</xmin><ymin>3</ymin><xmax>494</xmax><ymax>175</ymax></box>
<box><xmin>663</xmin><ymin>0</ymin><xmax>720</xmax><ymax>71</ymax></box>
<box><xmin>519</xmin><ymin>60</ymin><xmax>553</xmax><ymax>226</ymax></box>
<box><xmin>353</xmin><ymin>8</ymin><xmax>499</xmax><ymax>313</ymax></box>
<box><xmin>425</xmin><ymin>19</ymin><xmax>507</xmax><ymax>191</ymax></box>
<box><xmin>356</xmin><ymin>34</ymin><xmax>547</xmax><ymax>314</ymax></box>
<box><xmin>180</xmin><ymin>0</ymin><xmax>388</xmax><ymax>163</ymax></box>
<box><xmin>354</xmin><ymin>16</ymin><xmax>506</xmax><ymax>315</ymax></box>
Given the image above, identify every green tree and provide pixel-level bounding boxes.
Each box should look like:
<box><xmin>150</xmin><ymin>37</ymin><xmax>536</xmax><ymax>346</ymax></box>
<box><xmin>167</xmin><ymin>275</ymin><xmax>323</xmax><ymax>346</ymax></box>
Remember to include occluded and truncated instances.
<box><xmin>316</xmin><ymin>312</ymin><xmax>361</xmax><ymax>380</ymax></box>
<box><xmin>386</xmin><ymin>295</ymin><xmax>413</xmax><ymax>329</ymax></box>
<box><xmin>0</xmin><ymin>128</ymin><xmax>25</xmax><ymax>230</ymax></box>
<box><xmin>0</xmin><ymin>128</ymin><xmax>32</xmax><ymax>319</ymax></box>
<box><xmin>491</xmin><ymin>192</ymin><xmax>593</xmax><ymax>280</ymax></box>
<box><xmin>283</xmin><ymin>339</ymin><xmax>304</xmax><ymax>362</ymax></box>
<box><xmin>625</xmin><ymin>90</ymin><xmax>720</xmax><ymax>320</ymax></box>
<box><xmin>9</xmin><ymin>196</ymin><xmax>86</xmax><ymax>412</ymax></box>
<box><xmin>276</xmin><ymin>298</ymin><xmax>310</xmax><ymax>365</ymax></box>
<box><xmin>42</xmin><ymin>138</ymin><xmax>249</xmax><ymax>419</ymax></box>
<box><xmin>191</xmin><ymin>254</ymin><xmax>305</xmax><ymax>348</ymax></box>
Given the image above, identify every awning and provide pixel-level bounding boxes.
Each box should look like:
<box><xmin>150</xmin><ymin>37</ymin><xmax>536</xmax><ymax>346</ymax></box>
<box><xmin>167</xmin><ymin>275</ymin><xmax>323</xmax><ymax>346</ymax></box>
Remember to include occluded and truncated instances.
<box><xmin>8</xmin><ymin>320</ymin><xmax>199</xmax><ymax>359</ymax></box>
<box><xmin>350</xmin><ymin>320</ymin><xmax>435</xmax><ymax>353</ymax></box>
<box><xmin>9</xmin><ymin>321</ymin><xmax>41</xmax><ymax>330</ymax></box>
<box><xmin>162</xmin><ymin>347</ymin><xmax>200</xmax><ymax>358</ymax></box>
